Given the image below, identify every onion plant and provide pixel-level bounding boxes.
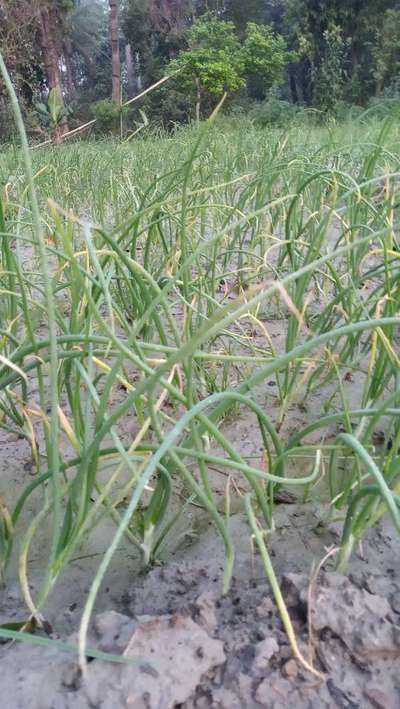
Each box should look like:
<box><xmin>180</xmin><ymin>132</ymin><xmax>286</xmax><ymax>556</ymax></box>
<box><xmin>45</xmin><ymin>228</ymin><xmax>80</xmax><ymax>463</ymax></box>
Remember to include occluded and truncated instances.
<box><xmin>0</xmin><ymin>54</ymin><xmax>399</xmax><ymax>667</ymax></box>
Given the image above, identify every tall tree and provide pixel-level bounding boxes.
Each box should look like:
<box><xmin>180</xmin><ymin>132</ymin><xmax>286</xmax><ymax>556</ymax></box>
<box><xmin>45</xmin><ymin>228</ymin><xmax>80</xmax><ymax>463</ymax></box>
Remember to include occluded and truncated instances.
<box><xmin>37</xmin><ymin>2</ymin><xmax>64</xmax><ymax>95</ymax></box>
<box><xmin>283</xmin><ymin>0</ymin><xmax>397</xmax><ymax>106</ymax></box>
<box><xmin>125</xmin><ymin>43</ymin><xmax>135</xmax><ymax>96</ymax></box>
<box><xmin>148</xmin><ymin>0</ymin><xmax>193</xmax><ymax>37</ymax></box>
<box><xmin>122</xmin><ymin>0</ymin><xmax>191</xmax><ymax>95</ymax></box>
<box><xmin>223</xmin><ymin>0</ymin><xmax>266</xmax><ymax>32</ymax></box>
<box><xmin>36</xmin><ymin>1</ymin><xmax>73</xmax><ymax>138</ymax></box>
<box><xmin>68</xmin><ymin>0</ymin><xmax>111</xmax><ymax>103</ymax></box>
<box><xmin>0</xmin><ymin>0</ymin><xmax>42</xmax><ymax>105</ymax></box>
<box><xmin>109</xmin><ymin>0</ymin><xmax>121</xmax><ymax>102</ymax></box>
<box><xmin>373</xmin><ymin>8</ymin><xmax>400</xmax><ymax>95</ymax></box>
<box><xmin>168</xmin><ymin>14</ymin><xmax>288</xmax><ymax>120</ymax></box>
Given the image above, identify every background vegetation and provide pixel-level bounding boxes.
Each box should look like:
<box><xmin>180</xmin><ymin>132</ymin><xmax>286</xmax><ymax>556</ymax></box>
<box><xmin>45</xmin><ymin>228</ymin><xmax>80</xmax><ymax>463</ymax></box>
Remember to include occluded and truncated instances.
<box><xmin>2</xmin><ymin>0</ymin><xmax>400</xmax><ymax>140</ymax></box>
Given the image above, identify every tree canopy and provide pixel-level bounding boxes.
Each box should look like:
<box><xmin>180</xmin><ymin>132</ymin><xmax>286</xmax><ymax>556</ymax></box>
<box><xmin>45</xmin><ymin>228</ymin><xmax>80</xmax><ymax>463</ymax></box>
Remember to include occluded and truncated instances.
<box><xmin>1</xmin><ymin>0</ymin><xmax>400</xmax><ymax>138</ymax></box>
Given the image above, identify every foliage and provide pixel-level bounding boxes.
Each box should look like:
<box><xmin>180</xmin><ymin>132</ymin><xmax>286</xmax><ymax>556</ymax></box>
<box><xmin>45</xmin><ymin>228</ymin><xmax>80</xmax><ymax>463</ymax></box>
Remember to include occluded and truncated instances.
<box><xmin>373</xmin><ymin>9</ymin><xmax>400</xmax><ymax>94</ymax></box>
<box><xmin>284</xmin><ymin>0</ymin><xmax>397</xmax><ymax>106</ymax></box>
<box><xmin>173</xmin><ymin>51</ymin><xmax>244</xmax><ymax>97</ymax></box>
<box><xmin>0</xmin><ymin>100</ymin><xmax>16</xmax><ymax>141</ymax></box>
<box><xmin>122</xmin><ymin>0</ymin><xmax>190</xmax><ymax>93</ymax></box>
<box><xmin>167</xmin><ymin>15</ymin><xmax>245</xmax><ymax>118</ymax></box>
<box><xmin>223</xmin><ymin>0</ymin><xmax>267</xmax><ymax>30</ymax></box>
<box><xmin>2</xmin><ymin>0</ymin><xmax>400</xmax><ymax>135</ymax></box>
<box><xmin>90</xmin><ymin>99</ymin><xmax>125</xmax><ymax>133</ymax></box>
<box><xmin>35</xmin><ymin>88</ymin><xmax>70</xmax><ymax>129</ymax></box>
<box><xmin>242</xmin><ymin>22</ymin><xmax>288</xmax><ymax>99</ymax></box>
<box><xmin>167</xmin><ymin>15</ymin><xmax>289</xmax><ymax>118</ymax></box>
<box><xmin>67</xmin><ymin>0</ymin><xmax>111</xmax><ymax>101</ymax></box>
<box><xmin>143</xmin><ymin>83</ymin><xmax>193</xmax><ymax>128</ymax></box>
<box><xmin>312</xmin><ymin>25</ymin><xmax>349</xmax><ymax>113</ymax></box>
<box><xmin>248</xmin><ymin>95</ymin><xmax>300</xmax><ymax>127</ymax></box>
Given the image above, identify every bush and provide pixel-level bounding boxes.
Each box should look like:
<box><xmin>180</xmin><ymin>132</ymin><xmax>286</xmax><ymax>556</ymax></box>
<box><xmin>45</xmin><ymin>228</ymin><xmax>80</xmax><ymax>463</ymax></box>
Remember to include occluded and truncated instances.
<box><xmin>333</xmin><ymin>101</ymin><xmax>365</xmax><ymax>122</ymax></box>
<box><xmin>143</xmin><ymin>84</ymin><xmax>193</xmax><ymax>129</ymax></box>
<box><xmin>248</xmin><ymin>96</ymin><xmax>299</xmax><ymax>127</ymax></box>
<box><xmin>0</xmin><ymin>99</ymin><xmax>16</xmax><ymax>142</ymax></box>
<box><xmin>366</xmin><ymin>96</ymin><xmax>400</xmax><ymax>119</ymax></box>
<box><xmin>91</xmin><ymin>99</ymin><xmax>129</xmax><ymax>134</ymax></box>
<box><xmin>0</xmin><ymin>98</ymin><xmax>40</xmax><ymax>142</ymax></box>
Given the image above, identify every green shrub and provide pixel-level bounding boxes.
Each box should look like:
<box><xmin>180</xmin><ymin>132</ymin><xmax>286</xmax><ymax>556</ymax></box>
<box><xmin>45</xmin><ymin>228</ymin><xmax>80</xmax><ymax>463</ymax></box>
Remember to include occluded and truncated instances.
<box><xmin>91</xmin><ymin>99</ymin><xmax>128</xmax><ymax>134</ymax></box>
<box><xmin>333</xmin><ymin>101</ymin><xmax>365</xmax><ymax>122</ymax></box>
<box><xmin>366</xmin><ymin>96</ymin><xmax>400</xmax><ymax>119</ymax></box>
<box><xmin>249</xmin><ymin>96</ymin><xmax>299</xmax><ymax>127</ymax></box>
<box><xmin>0</xmin><ymin>100</ymin><xmax>16</xmax><ymax>141</ymax></box>
<box><xmin>143</xmin><ymin>84</ymin><xmax>193</xmax><ymax>129</ymax></box>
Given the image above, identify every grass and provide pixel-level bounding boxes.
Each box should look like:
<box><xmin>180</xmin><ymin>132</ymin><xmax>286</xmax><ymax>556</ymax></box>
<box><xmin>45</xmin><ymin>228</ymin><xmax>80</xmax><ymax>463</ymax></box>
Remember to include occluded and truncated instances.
<box><xmin>0</xmin><ymin>62</ymin><xmax>400</xmax><ymax>666</ymax></box>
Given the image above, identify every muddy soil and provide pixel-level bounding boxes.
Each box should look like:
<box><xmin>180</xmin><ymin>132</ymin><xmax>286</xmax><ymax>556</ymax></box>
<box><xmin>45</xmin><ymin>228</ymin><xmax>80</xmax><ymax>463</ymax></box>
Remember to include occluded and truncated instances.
<box><xmin>1</xmin><ymin>506</ymin><xmax>400</xmax><ymax>708</ymax></box>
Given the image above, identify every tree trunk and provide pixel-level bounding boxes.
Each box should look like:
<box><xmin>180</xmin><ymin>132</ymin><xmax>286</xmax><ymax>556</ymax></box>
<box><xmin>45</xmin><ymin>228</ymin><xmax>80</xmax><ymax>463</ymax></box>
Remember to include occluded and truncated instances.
<box><xmin>109</xmin><ymin>0</ymin><xmax>121</xmax><ymax>103</ymax></box>
<box><xmin>195</xmin><ymin>77</ymin><xmax>201</xmax><ymax>123</ymax></box>
<box><xmin>125</xmin><ymin>43</ymin><xmax>134</xmax><ymax>98</ymax></box>
<box><xmin>126</xmin><ymin>48</ymin><xmax>142</xmax><ymax>96</ymax></box>
<box><xmin>38</xmin><ymin>6</ymin><xmax>62</xmax><ymax>92</ymax></box>
<box><xmin>136</xmin><ymin>51</ymin><xmax>142</xmax><ymax>93</ymax></box>
<box><xmin>37</xmin><ymin>4</ymin><xmax>68</xmax><ymax>140</ymax></box>
<box><xmin>63</xmin><ymin>42</ymin><xmax>76</xmax><ymax>100</ymax></box>
<box><xmin>300</xmin><ymin>58</ymin><xmax>313</xmax><ymax>107</ymax></box>
<box><xmin>289</xmin><ymin>66</ymin><xmax>299</xmax><ymax>104</ymax></box>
